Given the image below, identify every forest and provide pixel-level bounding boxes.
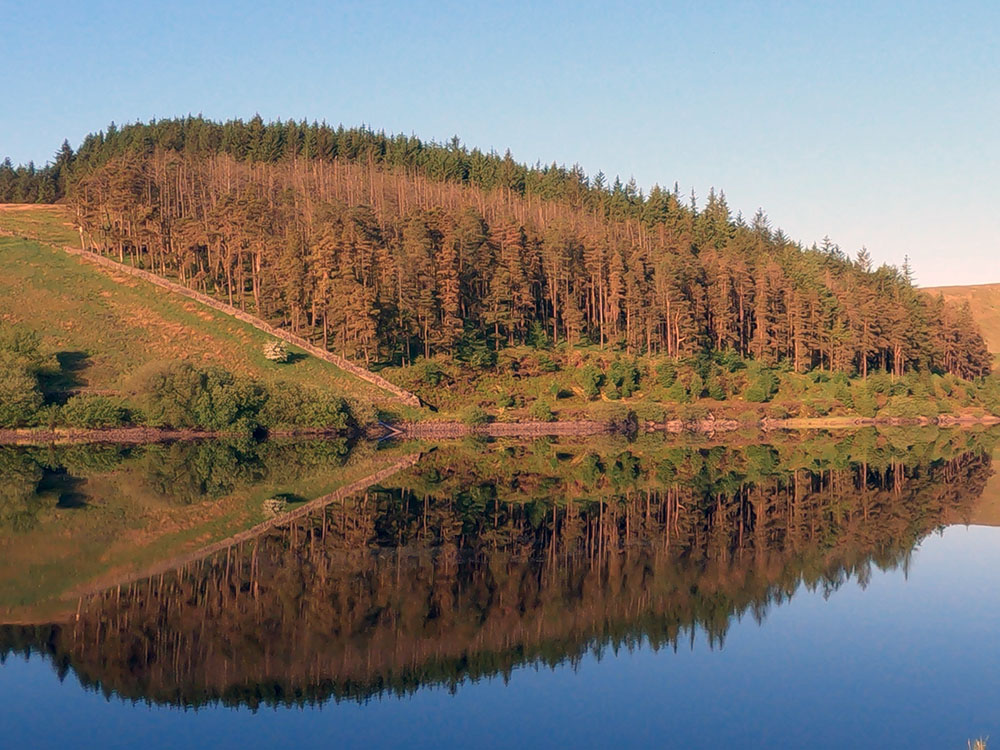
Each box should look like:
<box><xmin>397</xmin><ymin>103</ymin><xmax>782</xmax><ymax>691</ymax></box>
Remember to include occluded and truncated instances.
<box><xmin>2</xmin><ymin>116</ymin><xmax>991</xmax><ymax>385</ymax></box>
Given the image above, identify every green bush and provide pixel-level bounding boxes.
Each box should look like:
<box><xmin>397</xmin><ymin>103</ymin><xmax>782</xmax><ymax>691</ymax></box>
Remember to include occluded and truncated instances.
<box><xmin>461</xmin><ymin>405</ymin><xmax>490</xmax><ymax>425</ymax></box>
<box><xmin>608</xmin><ymin>359</ymin><xmax>640</xmax><ymax>397</ymax></box>
<box><xmin>496</xmin><ymin>393</ymin><xmax>515</xmax><ymax>408</ymax></box>
<box><xmin>852</xmin><ymin>389</ymin><xmax>878</xmax><ymax>418</ymax></box>
<box><xmin>664</xmin><ymin>380</ymin><xmax>690</xmax><ymax>403</ymax></box>
<box><xmin>705</xmin><ymin>375</ymin><xmax>726</xmax><ymax>400</ymax></box>
<box><xmin>60</xmin><ymin>395</ymin><xmax>131</xmax><ymax>428</ymax></box>
<box><xmin>744</xmin><ymin>370</ymin><xmax>779</xmax><ymax>403</ymax></box>
<box><xmin>530</xmin><ymin>399</ymin><xmax>556</xmax><ymax>422</ymax></box>
<box><xmin>0</xmin><ymin>367</ymin><xmax>44</xmax><ymax>427</ymax></box>
<box><xmin>549</xmin><ymin>382</ymin><xmax>572</xmax><ymax>399</ymax></box>
<box><xmin>878</xmin><ymin>395</ymin><xmax>935</xmax><ymax>419</ymax></box>
<box><xmin>261</xmin><ymin>383</ymin><xmax>351</xmax><ymax>429</ymax></box>
<box><xmin>656</xmin><ymin>359</ymin><xmax>678</xmax><ymax>387</ymax></box>
<box><xmin>866</xmin><ymin>372</ymin><xmax>893</xmax><ymax>395</ymax></box>
<box><xmin>419</xmin><ymin>360</ymin><xmax>446</xmax><ymax>386</ymax></box>
<box><xmin>578</xmin><ymin>364</ymin><xmax>603</xmax><ymax>400</ymax></box>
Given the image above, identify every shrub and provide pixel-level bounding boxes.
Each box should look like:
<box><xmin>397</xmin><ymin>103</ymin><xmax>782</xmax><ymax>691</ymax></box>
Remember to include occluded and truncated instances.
<box><xmin>852</xmin><ymin>389</ymin><xmax>878</xmax><ymax>418</ymax></box>
<box><xmin>527</xmin><ymin>321</ymin><xmax>552</xmax><ymax>349</ymax></box>
<box><xmin>866</xmin><ymin>372</ymin><xmax>893</xmax><ymax>395</ymax></box>
<box><xmin>496</xmin><ymin>393</ymin><xmax>515</xmax><ymax>408</ymax></box>
<box><xmin>664</xmin><ymin>381</ymin><xmax>690</xmax><ymax>403</ymax></box>
<box><xmin>578</xmin><ymin>364</ymin><xmax>603</xmax><ymax>400</ymax></box>
<box><xmin>705</xmin><ymin>375</ymin><xmax>726</xmax><ymax>400</ymax></box>
<box><xmin>744</xmin><ymin>371</ymin><xmax>779</xmax><ymax>403</ymax></box>
<box><xmin>549</xmin><ymin>382</ymin><xmax>572</xmax><ymax>399</ymax></box>
<box><xmin>134</xmin><ymin>362</ymin><xmax>269</xmax><ymax>434</ymax></box>
<box><xmin>0</xmin><ymin>367</ymin><xmax>44</xmax><ymax>427</ymax></box>
<box><xmin>262</xmin><ymin>383</ymin><xmax>351</xmax><ymax>429</ymax></box>
<box><xmin>608</xmin><ymin>359</ymin><xmax>640</xmax><ymax>397</ymax></box>
<box><xmin>60</xmin><ymin>395</ymin><xmax>131</xmax><ymax>428</ymax></box>
<box><xmin>530</xmin><ymin>399</ymin><xmax>556</xmax><ymax>422</ymax></box>
<box><xmin>461</xmin><ymin>406</ymin><xmax>490</xmax><ymax>425</ymax></box>
<box><xmin>419</xmin><ymin>360</ymin><xmax>446</xmax><ymax>386</ymax></box>
<box><xmin>262</xmin><ymin>339</ymin><xmax>289</xmax><ymax>363</ymax></box>
<box><xmin>878</xmin><ymin>395</ymin><xmax>935</xmax><ymax>419</ymax></box>
<box><xmin>656</xmin><ymin>359</ymin><xmax>678</xmax><ymax>387</ymax></box>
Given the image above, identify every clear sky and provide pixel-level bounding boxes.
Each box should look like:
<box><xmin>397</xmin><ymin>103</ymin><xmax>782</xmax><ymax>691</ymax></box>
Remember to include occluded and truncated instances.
<box><xmin>2</xmin><ymin>0</ymin><xmax>997</xmax><ymax>286</ymax></box>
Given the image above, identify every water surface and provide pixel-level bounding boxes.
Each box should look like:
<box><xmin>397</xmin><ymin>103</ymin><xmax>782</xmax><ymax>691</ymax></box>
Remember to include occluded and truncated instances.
<box><xmin>1</xmin><ymin>430</ymin><xmax>998</xmax><ymax>748</ymax></box>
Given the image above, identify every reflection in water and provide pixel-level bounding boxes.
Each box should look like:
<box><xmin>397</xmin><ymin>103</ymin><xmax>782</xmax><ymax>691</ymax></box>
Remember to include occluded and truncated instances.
<box><xmin>0</xmin><ymin>430</ymin><xmax>996</xmax><ymax>709</ymax></box>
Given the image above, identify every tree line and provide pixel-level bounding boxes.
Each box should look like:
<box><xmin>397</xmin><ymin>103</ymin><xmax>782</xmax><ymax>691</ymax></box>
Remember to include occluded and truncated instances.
<box><xmin>6</xmin><ymin>116</ymin><xmax>992</xmax><ymax>378</ymax></box>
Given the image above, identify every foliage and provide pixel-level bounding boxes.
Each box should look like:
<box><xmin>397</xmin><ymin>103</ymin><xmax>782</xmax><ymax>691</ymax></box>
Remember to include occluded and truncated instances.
<box><xmin>607</xmin><ymin>359</ymin><xmax>640</xmax><ymax>398</ymax></box>
<box><xmin>262</xmin><ymin>339</ymin><xmax>289</xmax><ymax>363</ymax></box>
<box><xmin>260</xmin><ymin>383</ymin><xmax>351</xmax><ymax>430</ymax></box>
<box><xmin>744</xmin><ymin>369</ymin><xmax>779</xmax><ymax>403</ymax></box>
<box><xmin>60</xmin><ymin>395</ymin><xmax>131</xmax><ymax>428</ymax></box>
<box><xmin>577</xmin><ymin>364</ymin><xmax>603</xmax><ymax>400</ymax></box>
<box><xmin>133</xmin><ymin>362</ymin><xmax>350</xmax><ymax>434</ymax></box>
<box><xmin>460</xmin><ymin>406</ymin><xmax>490</xmax><ymax>425</ymax></box>
<box><xmin>529</xmin><ymin>399</ymin><xmax>556</xmax><ymax>422</ymax></box>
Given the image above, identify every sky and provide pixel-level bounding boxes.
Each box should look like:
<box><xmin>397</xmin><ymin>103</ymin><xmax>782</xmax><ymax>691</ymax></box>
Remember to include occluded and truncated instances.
<box><xmin>2</xmin><ymin>0</ymin><xmax>997</xmax><ymax>286</ymax></box>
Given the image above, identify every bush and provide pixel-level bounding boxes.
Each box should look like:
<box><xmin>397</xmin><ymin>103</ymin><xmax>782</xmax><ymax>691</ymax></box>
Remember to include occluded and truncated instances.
<box><xmin>852</xmin><ymin>389</ymin><xmax>878</xmax><ymax>418</ymax></box>
<box><xmin>263</xmin><ymin>339</ymin><xmax>289</xmax><ymax>363</ymax></box>
<box><xmin>608</xmin><ymin>359</ymin><xmax>640</xmax><ymax>397</ymax></box>
<box><xmin>744</xmin><ymin>371</ymin><xmax>779</xmax><ymax>403</ymax></box>
<box><xmin>656</xmin><ymin>359</ymin><xmax>678</xmax><ymax>387</ymax></box>
<box><xmin>0</xmin><ymin>367</ymin><xmax>44</xmax><ymax>427</ymax></box>
<box><xmin>527</xmin><ymin>321</ymin><xmax>552</xmax><ymax>349</ymax></box>
<box><xmin>261</xmin><ymin>383</ymin><xmax>351</xmax><ymax>429</ymax></box>
<box><xmin>461</xmin><ymin>406</ymin><xmax>490</xmax><ymax>425</ymax></box>
<box><xmin>530</xmin><ymin>399</ymin><xmax>556</xmax><ymax>422</ymax></box>
<box><xmin>664</xmin><ymin>380</ymin><xmax>690</xmax><ymax>403</ymax></box>
<box><xmin>549</xmin><ymin>382</ymin><xmax>571</xmax><ymax>399</ymax></box>
<box><xmin>578</xmin><ymin>364</ymin><xmax>603</xmax><ymax>400</ymax></box>
<box><xmin>878</xmin><ymin>395</ymin><xmax>935</xmax><ymax>419</ymax></box>
<box><xmin>134</xmin><ymin>362</ymin><xmax>269</xmax><ymax>434</ymax></box>
<box><xmin>60</xmin><ymin>395</ymin><xmax>131</xmax><ymax>428</ymax></box>
<box><xmin>496</xmin><ymin>393</ymin><xmax>515</xmax><ymax>408</ymax></box>
<box><xmin>705</xmin><ymin>375</ymin><xmax>726</xmax><ymax>400</ymax></box>
<box><xmin>419</xmin><ymin>360</ymin><xmax>446</xmax><ymax>386</ymax></box>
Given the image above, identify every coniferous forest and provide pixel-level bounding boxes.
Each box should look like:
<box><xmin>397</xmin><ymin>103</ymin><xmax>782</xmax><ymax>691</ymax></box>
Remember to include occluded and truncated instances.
<box><xmin>3</xmin><ymin>116</ymin><xmax>992</xmax><ymax>380</ymax></box>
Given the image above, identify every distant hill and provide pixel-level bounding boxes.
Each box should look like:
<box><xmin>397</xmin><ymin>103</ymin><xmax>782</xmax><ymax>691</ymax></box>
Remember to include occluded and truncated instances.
<box><xmin>925</xmin><ymin>283</ymin><xmax>1000</xmax><ymax>367</ymax></box>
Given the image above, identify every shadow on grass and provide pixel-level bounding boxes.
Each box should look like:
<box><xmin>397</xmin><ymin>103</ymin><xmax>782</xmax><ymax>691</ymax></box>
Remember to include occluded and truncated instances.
<box><xmin>39</xmin><ymin>350</ymin><xmax>92</xmax><ymax>404</ymax></box>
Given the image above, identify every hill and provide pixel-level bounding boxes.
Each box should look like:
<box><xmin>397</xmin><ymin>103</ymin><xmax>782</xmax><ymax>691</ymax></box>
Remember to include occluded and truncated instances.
<box><xmin>925</xmin><ymin>282</ymin><xmax>1000</xmax><ymax>367</ymax></box>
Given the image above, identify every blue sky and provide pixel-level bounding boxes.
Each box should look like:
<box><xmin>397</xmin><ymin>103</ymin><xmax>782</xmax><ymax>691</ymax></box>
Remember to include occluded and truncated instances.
<box><xmin>2</xmin><ymin>0</ymin><xmax>996</xmax><ymax>285</ymax></box>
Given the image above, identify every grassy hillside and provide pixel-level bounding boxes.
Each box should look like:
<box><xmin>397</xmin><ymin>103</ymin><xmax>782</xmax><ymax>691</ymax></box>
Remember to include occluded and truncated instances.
<box><xmin>926</xmin><ymin>283</ymin><xmax>1000</xmax><ymax>367</ymax></box>
<box><xmin>0</xmin><ymin>206</ymin><xmax>408</xmax><ymax>417</ymax></box>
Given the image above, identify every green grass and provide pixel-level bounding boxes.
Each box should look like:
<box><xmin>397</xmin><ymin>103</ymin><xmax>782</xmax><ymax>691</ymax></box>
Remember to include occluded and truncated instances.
<box><xmin>0</xmin><ymin>235</ymin><xmax>400</xmax><ymax>414</ymax></box>
<box><xmin>0</xmin><ymin>204</ymin><xmax>81</xmax><ymax>247</ymax></box>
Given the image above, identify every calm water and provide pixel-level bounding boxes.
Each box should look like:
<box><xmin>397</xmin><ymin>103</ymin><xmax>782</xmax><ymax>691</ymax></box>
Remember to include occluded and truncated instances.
<box><xmin>1</xmin><ymin>431</ymin><xmax>998</xmax><ymax>749</ymax></box>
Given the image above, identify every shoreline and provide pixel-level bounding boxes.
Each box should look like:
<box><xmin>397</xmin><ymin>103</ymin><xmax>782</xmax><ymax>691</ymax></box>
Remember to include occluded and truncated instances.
<box><xmin>4</xmin><ymin>413</ymin><xmax>997</xmax><ymax>445</ymax></box>
<box><xmin>0</xmin><ymin>426</ymin><xmax>348</xmax><ymax>446</ymax></box>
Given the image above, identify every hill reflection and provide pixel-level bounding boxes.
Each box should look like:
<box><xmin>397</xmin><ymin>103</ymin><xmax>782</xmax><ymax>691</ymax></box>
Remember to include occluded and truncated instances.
<box><xmin>0</xmin><ymin>430</ymin><xmax>995</xmax><ymax>708</ymax></box>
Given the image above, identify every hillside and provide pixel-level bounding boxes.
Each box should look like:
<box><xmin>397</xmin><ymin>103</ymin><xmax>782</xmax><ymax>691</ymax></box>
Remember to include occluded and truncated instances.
<box><xmin>2</xmin><ymin>116</ymin><xmax>991</xmax><ymax>381</ymax></box>
<box><xmin>925</xmin><ymin>282</ymin><xmax>1000</xmax><ymax>366</ymax></box>
<box><xmin>0</xmin><ymin>206</ymin><xmax>407</xmax><ymax>417</ymax></box>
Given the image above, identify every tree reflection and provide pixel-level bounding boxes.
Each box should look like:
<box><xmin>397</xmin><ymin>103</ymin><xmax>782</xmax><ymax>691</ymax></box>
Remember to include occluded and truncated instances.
<box><xmin>1</xmin><ymin>430</ymin><xmax>994</xmax><ymax>708</ymax></box>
